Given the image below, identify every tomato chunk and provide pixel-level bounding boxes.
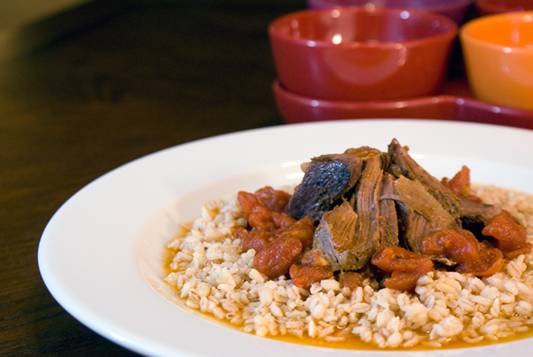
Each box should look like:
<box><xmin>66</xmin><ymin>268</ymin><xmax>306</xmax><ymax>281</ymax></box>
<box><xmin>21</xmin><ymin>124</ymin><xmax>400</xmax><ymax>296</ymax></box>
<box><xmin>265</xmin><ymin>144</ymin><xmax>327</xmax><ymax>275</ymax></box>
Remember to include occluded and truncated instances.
<box><xmin>238</xmin><ymin>186</ymin><xmax>294</xmax><ymax>232</ymax></box>
<box><xmin>340</xmin><ymin>272</ymin><xmax>363</xmax><ymax>289</ymax></box>
<box><xmin>237</xmin><ymin>187</ymin><xmax>317</xmax><ymax>278</ymax></box>
<box><xmin>371</xmin><ymin>247</ymin><xmax>433</xmax><ymax>291</ymax></box>
<box><xmin>239</xmin><ymin>228</ymin><xmax>271</xmax><ymax>252</ymax></box>
<box><xmin>372</xmin><ymin>246</ymin><xmax>433</xmax><ymax>273</ymax></box>
<box><xmin>442</xmin><ymin>165</ymin><xmax>481</xmax><ymax>202</ymax></box>
<box><xmin>422</xmin><ymin>229</ymin><xmax>479</xmax><ymax>263</ymax></box>
<box><xmin>290</xmin><ymin>249</ymin><xmax>333</xmax><ymax>288</ymax></box>
<box><xmin>254</xmin><ymin>237</ymin><xmax>302</xmax><ymax>278</ymax></box>
<box><xmin>254</xmin><ymin>186</ymin><xmax>291</xmax><ymax>212</ymax></box>
<box><xmin>277</xmin><ymin>216</ymin><xmax>314</xmax><ymax>249</ymax></box>
<box><xmin>289</xmin><ymin>264</ymin><xmax>332</xmax><ymax>288</ymax></box>
<box><xmin>482</xmin><ymin>211</ymin><xmax>531</xmax><ymax>257</ymax></box>
<box><xmin>384</xmin><ymin>271</ymin><xmax>422</xmax><ymax>291</ymax></box>
<box><xmin>248</xmin><ymin>205</ymin><xmax>275</xmax><ymax>231</ymax></box>
<box><xmin>421</xmin><ymin>229</ymin><xmax>504</xmax><ymax>277</ymax></box>
<box><xmin>272</xmin><ymin>212</ymin><xmax>296</xmax><ymax>230</ymax></box>
<box><xmin>504</xmin><ymin>244</ymin><xmax>533</xmax><ymax>259</ymax></box>
<box><xmin>458</xmin><ymin>242</ymin><xmax>504</xmax><ymax>277</ymax></box>
<box><xmin>237</xmin><ymin>191</ymin><xmax>259</xmax><ymax>218</ymax></box>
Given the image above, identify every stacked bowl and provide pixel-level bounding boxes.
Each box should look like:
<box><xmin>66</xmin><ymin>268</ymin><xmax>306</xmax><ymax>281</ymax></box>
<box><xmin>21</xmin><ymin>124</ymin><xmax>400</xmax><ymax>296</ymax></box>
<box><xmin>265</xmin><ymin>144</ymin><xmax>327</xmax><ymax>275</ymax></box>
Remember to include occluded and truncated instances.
<box><xmin>270</xmin><ymin>1</ymin><xmax>533</xmax><ymax>123</ymax></box>
<box><xmin>270</xmin><ymin>6</ymin><xmax>458</xmax><ymax>120</ymax></box>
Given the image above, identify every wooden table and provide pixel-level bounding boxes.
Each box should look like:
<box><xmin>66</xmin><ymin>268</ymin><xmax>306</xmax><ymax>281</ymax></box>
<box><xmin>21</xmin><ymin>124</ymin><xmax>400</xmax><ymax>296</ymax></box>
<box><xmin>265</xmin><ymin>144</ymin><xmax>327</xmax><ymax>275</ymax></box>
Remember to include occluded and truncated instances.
<box><xmin>0</xmin><ymin>1</ymin><xmax>303</xmax><ymax>354</ymax></box>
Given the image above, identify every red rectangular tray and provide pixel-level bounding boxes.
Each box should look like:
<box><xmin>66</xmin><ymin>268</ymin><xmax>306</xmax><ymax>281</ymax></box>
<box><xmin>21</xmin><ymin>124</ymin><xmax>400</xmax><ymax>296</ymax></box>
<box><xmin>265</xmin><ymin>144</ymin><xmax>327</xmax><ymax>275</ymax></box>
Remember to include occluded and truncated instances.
<box><xmin>274</xmin><ymin>79</ymin><xmax>533</xmax><ymax>130</ymax></box>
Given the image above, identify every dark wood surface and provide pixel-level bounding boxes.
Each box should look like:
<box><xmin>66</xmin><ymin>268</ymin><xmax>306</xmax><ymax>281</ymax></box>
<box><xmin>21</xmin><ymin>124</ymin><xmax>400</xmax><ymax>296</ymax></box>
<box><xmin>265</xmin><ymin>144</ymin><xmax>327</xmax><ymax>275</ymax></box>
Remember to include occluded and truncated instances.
<box><xmin>0</xmin><ymin>1</ymin><xmax>303</xmax><ymax>355</ymax></box>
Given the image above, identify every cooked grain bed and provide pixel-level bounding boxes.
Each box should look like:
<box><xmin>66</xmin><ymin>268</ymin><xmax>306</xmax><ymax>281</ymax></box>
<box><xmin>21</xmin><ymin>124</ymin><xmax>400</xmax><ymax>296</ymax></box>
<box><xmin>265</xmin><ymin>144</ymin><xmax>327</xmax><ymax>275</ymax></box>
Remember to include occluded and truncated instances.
<box><xmin>164</xmin><ymin>186</ymin><xmax>533</xmax><ymax>348</ymax></box>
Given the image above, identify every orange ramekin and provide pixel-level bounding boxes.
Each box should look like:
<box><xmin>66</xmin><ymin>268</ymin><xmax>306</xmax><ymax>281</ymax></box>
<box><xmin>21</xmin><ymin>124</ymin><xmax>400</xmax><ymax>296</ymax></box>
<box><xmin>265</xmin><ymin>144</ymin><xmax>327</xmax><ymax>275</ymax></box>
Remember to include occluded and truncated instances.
<box><xmin>461</xmin><ymin>12</ymin><xmax>533</xmax><ymax>110</ymax></box>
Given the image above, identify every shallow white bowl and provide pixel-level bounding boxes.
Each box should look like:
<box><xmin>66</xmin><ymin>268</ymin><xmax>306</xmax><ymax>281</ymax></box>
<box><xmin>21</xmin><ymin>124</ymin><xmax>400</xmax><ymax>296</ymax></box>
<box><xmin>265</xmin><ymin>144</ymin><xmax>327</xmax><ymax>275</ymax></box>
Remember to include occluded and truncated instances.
<box><xmin>38</xmin><ymin>120</ymin><xmax>533</xmax><ymax>356</ymax></box>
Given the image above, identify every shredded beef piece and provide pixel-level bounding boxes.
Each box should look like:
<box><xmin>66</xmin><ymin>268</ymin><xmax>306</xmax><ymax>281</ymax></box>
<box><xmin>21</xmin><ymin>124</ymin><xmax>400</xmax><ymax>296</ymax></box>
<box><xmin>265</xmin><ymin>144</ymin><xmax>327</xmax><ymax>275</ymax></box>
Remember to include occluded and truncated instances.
<box><xmin>288</xmin><ymin>148</ymin><xmax>383</xmax><ymax>222</ymax></box>
<box><xmin>441</xmin><ymin>166</ymin><xmax>501</xmax><ymax>229</ymax></box>
<box><xmin>313</xmin><ymin>201</ymin><xmax>359</xmax><ymax>271</ymax></box>
<box><xmin>379</xmin><ymin>174</ymin><xmax>399</xmax><ymax>247</ymax></box>
<box><xmin>393</xmin><ymin>175</ymin><xmax>458</xmax><ymax>253</ymax></box>
<box><xmin>388</xmin><ymin>139</ymin><xmax>461</xmax><ymax>221</ymax></box>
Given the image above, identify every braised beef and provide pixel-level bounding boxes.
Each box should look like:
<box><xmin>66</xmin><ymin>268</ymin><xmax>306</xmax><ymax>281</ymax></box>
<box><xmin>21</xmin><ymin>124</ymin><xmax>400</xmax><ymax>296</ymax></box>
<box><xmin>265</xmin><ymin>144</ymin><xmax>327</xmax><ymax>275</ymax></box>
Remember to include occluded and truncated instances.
<box><xmin>379</xmin><ymin>174</ymin><xmax>399</xmax><ymax>247</ymax></box>
<box><xmin>288</xmin><ymin>148</ymin><xmax>383</xmax><ymax>222</ymax></box>
<box><xmin>287</xmin><ymin>153</ymin><xmax>364</xmax><ymax>221</ymax></box>
<box><xmin>396</xmin><ymin>208</ymin><xmax>429</xmax><ymax>253</ymax></box>
<box><xmin>350</xmin><ymin>155</ymin><xmax>384</xmax><ymax>270</ymax></box>
<box><xmin>388</xmin><ymin>139</ymin><xmax>461</xmax><ymax>221</ymax></box>
<box><xmin>393</xmin><ymin>176</ymin><xmax>458</xmax><ymax>252</ymax></box>
<box><xmin>244</xmin><ymin>140</ymin><xmax>526</xmax><ymax>292</ymax></box>
<box><xmin>313</xmin><ymin>201</ymin><xmax>359</xmax><ymax>271</ymax></box>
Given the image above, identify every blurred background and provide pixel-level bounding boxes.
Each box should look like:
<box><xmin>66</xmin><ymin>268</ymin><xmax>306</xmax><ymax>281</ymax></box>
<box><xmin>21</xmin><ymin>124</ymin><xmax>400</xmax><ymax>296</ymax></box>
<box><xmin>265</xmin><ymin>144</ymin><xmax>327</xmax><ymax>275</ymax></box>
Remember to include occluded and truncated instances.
<box><xmin>2</xmin><ymin>0</ymin><xmax>532</xmax><ymax>355</ymax></box>
<box><xmin>0</xmin><ymin>1</ymin><xmax>87</xmax><ymax>29</ymax></box>
<box><xmin>1</xmin><ymin>1</ymin><xmax>298</xmax><ymax>355</ymax></box>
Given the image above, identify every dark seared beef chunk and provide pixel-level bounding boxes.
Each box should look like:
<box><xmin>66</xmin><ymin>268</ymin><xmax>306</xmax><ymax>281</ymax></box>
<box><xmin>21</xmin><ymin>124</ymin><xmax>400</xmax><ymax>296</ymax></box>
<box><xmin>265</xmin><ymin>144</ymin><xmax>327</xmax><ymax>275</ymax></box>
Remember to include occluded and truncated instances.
<box><xmin>350</xmin><ymin>156</ymin><xmax>384</xmax><ymax>270</ymax></box>
<box><xmin>311</xmin><ymin>152</ymin><xmax>396</xmax><ymax>271</ymax></box>
<box><xmin>388</xmin><ymin>139</ymin><xmax>461</xmax><ymax>222</ymax></box>
<box><xmin>313</xmin><ymin>201</ymin><xmax>359</xmax><ymax>271</ymax></box>
<box><xmin>393</xmin><ymin>176</ymin><xmax>458</xmax><ymax>252</ymax></box>
<box><xmin>288</xmin><ymin>153</ymin><xmax>363</xmax><ymax>221</ymax></box>
<box><xmin>379</xmin><ymin>174</ymin><xmax>399</xmax><ymax>247</ymax></box>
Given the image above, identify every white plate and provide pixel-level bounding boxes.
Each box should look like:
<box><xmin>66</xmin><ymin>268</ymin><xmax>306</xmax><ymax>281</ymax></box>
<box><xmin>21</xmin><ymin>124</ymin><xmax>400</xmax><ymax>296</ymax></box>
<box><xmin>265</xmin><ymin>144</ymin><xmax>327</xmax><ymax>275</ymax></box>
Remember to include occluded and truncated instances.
<box><xmin>38</xmin><ymin>120</ymin><xmax>533</xmax><ymax>357</ymax></box>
